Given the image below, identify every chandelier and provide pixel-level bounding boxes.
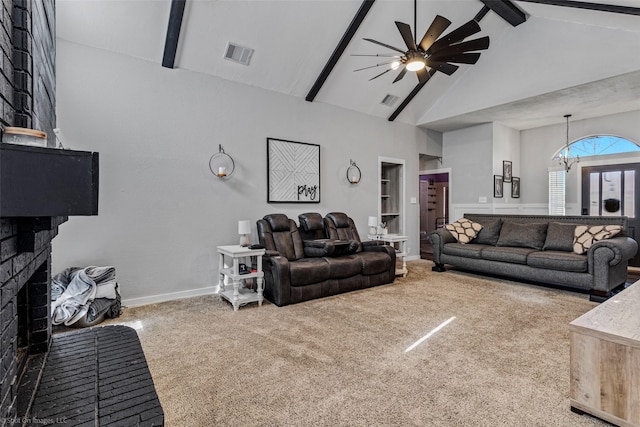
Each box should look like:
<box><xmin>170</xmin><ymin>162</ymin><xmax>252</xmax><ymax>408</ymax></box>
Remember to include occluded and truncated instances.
<box><xmin>557</xmin><ymin>114</ymin><xmax>580</xmax><ymax>173</ymax></box>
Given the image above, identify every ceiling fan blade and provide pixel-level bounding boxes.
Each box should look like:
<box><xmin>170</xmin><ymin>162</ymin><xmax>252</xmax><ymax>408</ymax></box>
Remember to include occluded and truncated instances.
<box><xmin>427</xmin><ymin>62</ymin><xmax>459</xmax><ymax>75</ymax></box>
<box><xmin>392</xmin><ymin>67</ymin><xmax>408</xmax><ymax>83</ymax></box>
<box><xmin>418</xmin><ymin>15</ymin><xmax>451</xmax><ymax>52</ymax></box>
<box><xmin>415</xmin><ymin>67</ymin><xmax>432</xmax><ymax>84</ymax></box>
<box><xmin>363</xmin><ymin>38</ymin><xmax>406</xmax><ymax>54</ymax></box>
<box><xmin>369</xmin><ymin>69</ymin><xmax>392</xmax><ymax>81</ymax></box>
<box><xmin>427</xmin><ymin>20</ymin><xmax>481</xmax><ymax>54</ymax></box>
<box><xmin>430</xmin><ymin>36</ymin><xmax>489</xmax><ymax>57</ymax></box>
<box><xmin>395</xmin><ymin>21</ymin><xmax>417</xmax><ymax>51</ymax></box>
<box><xmin>354</xmin><ymin>61</ymin><xmax>396</xmax><ymax>72</ymax></box>
<box><xmin>430</xmin><ymin>52</ymin><xmax>481</xmax><ymax>65</ymax></box>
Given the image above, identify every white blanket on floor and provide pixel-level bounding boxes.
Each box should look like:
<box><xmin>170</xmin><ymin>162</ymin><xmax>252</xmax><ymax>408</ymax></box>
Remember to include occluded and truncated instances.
<box><xmin>51</xmin><ymin>266</ymin><xmax>118</xmax><ymax>326</ymax></box>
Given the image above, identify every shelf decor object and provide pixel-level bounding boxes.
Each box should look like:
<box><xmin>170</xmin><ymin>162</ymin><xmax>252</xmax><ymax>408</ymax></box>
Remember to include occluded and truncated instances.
<box><xmin>368</xmin><ymin>216</ymin><xmax>378</xmax><ymax>236</ymax></box>
<box><xmin>2</xmin><ymin>126</ymin><xmax>47</xmax><ymax>147</ymax></box>
<box><xmin>267</xmin><ymin>137</ymin><xmax>320</xmax><ymax>203</ymax></box>
<box><xmin>346</xmin><ymin>159</ymin><xmax>361</xmax><ymax>184</ymax></box>
<box><xmin>209</xmin><ymin>144</ymin><xmax>235</xmax><ymax>179</ymax></box>
<box><xmin>238</xmin><ymin>220</ymin><xmax>251</xmax><ymax>246</ymax></box>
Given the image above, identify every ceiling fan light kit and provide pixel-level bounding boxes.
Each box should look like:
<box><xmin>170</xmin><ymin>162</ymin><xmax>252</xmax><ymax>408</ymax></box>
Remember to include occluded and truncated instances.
<box><xmin>356</xmin><ymin>0</ymin><xmax>490</xmax><ymax>84</ymax></box>
<box><xmin>405</xmin><ymin>52</ymin><xmax>426</xmax><ymax>71</ymax></box>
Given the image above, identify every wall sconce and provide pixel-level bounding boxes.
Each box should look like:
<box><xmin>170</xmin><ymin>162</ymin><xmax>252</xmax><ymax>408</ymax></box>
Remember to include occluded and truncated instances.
<box><xmin>209</xmin><ymin>144</ymin><xmax>235</xmax><ymax>179</ymax></box>
<box><xmin>238</xmin><ymin>220</ymin><xmax>251</xmax><ymax>246</ymax></box>
<box><xmin>368</xmin><ymin>216</ymin><xmax>378</xmax><ymax>236</ymax></box>
<box><xmin>347</xmin><ymin>159</ymin><xmax>361</xmax><ymax>184</ymax></box>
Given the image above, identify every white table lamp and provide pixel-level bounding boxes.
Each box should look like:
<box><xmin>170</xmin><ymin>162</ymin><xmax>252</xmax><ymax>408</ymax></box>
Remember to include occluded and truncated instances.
<box><xmin>368</xmin><ymin>216</ymin><xmax>378</xmax><ymax>236</ymax></box>
<box><xmin>238</xmin><ymin>220</ymin><xmax>251</xmax><ymax>246</ymax></box>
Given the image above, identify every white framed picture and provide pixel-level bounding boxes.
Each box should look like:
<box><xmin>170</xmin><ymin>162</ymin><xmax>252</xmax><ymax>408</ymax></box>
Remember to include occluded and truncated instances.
<box><xmin>267</xmin><ymin>138</ymin><xmax>320</xmax><ymax>203</ymax></box>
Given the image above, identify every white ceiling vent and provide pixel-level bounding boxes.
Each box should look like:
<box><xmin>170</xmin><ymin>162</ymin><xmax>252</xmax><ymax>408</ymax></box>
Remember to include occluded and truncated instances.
<box><xmin>224</xmin><ymin>42</ymin><xmax>254</xmax><ymax>66</ymax></box>
<box><xmin>380</xmin><ymin>94</ymin><xmax>399</xmax><ymax>107</ymax></box>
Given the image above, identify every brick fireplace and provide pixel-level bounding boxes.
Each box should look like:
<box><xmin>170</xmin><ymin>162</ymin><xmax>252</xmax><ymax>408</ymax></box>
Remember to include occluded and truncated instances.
<box><xmin>0</xmin><ymin>216</ymin><xmax>66</xmax><ymax>420</ymax></box>
<box><xmin>1</xmin><ymin>0</ymin><xmax>98</xmax><ymax>422</ymax></box>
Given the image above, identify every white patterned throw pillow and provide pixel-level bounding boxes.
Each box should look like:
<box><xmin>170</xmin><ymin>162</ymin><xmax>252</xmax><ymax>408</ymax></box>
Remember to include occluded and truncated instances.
<box><xmin>445</xmin><ymin>218</ymin><xmax>483</xmax><ymax>244</ymax></box>
<box><xmin>573</xmin><ymin>225</ymin><xmax>623</xmax><ymax>254</ymax></box>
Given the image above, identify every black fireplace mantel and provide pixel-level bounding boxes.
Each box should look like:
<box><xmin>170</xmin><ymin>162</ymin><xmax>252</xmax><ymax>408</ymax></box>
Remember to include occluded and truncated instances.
<box><xmin>0</xmin><ymin>143</ymin><xmax>99</xmax><ymax>217</ymax></box>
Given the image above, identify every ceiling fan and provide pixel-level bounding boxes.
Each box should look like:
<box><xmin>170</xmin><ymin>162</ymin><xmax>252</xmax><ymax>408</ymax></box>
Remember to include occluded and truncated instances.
<box><xmin>355</xmin><ymin>0</ymin><xmax>490</xmax><ymax>84</ymax></box>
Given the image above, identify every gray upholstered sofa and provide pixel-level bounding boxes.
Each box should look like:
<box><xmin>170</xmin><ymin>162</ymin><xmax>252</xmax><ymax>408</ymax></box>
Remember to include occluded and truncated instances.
<box><xmin>256</xmin><ymin>212</ymin><xmax>396</xmax><ymax>307</ymax></box>
<box><xmin>430</xmin><ymin>214</ymin><xmax>638</xmax><ymax>301</ymax></box>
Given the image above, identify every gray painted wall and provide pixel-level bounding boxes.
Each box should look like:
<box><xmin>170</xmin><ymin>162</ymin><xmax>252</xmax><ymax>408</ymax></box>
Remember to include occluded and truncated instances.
<box><xmin>53</xmin><ymin>40</ymin><xmax>424</xmax><ymax>304</ymax></box>
<box><xmin>441</xmin><ymin>123</ymin><xmax>493</xmax><ymax>204</ymax></box>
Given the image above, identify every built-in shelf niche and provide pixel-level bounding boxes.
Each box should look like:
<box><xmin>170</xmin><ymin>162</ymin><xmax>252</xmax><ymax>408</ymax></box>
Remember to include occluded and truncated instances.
<box><xmin>378</xmin><ymin>157</ymin><xmax>405</xmax><ymax>234</ymax></box>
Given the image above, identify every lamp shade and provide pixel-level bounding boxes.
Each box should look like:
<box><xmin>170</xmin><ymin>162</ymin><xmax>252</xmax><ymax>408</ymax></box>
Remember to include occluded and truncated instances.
<box><xmin>368</xmin><ymin>216</ymin><xmax>378</xmax><ymax>227</ymax></box>
<box><xmin>238</xmin><ymin>220</ymin><xmax>251</xmax><ymax>235</ymax></box>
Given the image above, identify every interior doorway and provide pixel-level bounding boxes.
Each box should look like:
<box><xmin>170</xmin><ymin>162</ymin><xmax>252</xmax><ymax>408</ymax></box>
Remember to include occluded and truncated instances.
<box><xmin>419</xmin><ymin>172</ymin><xmax>449</xmax><ymax>260</ymax></box>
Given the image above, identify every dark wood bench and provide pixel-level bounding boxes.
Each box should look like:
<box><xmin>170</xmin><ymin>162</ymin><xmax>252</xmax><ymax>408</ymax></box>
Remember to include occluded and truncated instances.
<box><xmin>27</xmin><ymin>325</ymin><xmax>164</xmax><ymax>426</ymax></box>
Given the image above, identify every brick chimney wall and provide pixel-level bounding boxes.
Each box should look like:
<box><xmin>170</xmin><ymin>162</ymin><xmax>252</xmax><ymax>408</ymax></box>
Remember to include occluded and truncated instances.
<box><xmin>1</xmin><ymin>0</ymin><xmax>60</xmax><ymax>420</ymax></box>
<box><xmin>5</xmin><ymin>0</ymin><xmax>56</xmax><ymax>145</ymax></box>
<box><xmin>0</xmin><ymin>0</ymin><xmax>17</xmax><ymax>128</ymax></box>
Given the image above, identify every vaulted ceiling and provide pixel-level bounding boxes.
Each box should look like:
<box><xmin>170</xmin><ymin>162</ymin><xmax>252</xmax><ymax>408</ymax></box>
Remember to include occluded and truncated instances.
<box><xmin>56</xmin><ymin>0</ymin><xmax>640</xmax><ymax>131</ymax></box>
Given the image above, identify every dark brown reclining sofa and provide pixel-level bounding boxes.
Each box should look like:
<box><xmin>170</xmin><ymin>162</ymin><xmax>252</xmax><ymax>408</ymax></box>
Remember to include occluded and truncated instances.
<box><xmin>256</xmin><ymin>212</ymin><xmax>396</xmax><ymax>307</ymax></box>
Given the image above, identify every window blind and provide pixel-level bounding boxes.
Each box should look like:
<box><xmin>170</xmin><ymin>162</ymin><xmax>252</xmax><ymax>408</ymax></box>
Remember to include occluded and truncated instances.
<box><xmin>549</xmin><ymin>169</ymin><xmax>565</xmax><ymax>215</ymax></box>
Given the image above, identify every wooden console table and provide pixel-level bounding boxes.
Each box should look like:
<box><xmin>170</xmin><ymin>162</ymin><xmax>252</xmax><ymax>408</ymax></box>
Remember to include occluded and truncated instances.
<box><xmin>569</xmin><ymin>281</ymin><xmax>640</xmax><ymax>427</ymax></box>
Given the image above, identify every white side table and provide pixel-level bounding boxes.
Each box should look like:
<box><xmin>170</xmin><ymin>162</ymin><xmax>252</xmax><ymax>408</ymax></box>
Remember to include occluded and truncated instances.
<box><xmin>368</xmin><ymin>234</ymin><xmax>409</xmax><ymax>277</ymax></box>
<box><xmin>216</xmin><ymin>245</ymin><xmax>265</xmax><ymax>311</ymax></box>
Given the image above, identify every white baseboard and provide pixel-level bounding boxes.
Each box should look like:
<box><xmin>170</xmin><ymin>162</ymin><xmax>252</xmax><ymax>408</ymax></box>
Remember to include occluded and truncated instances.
<box><xmin>122</xmin><ymin>256</ymin><xmax>423</xmax><ymax>306</ymax></box>
<box><xmin>122</xmin><ymin>286</ymin><xmax>217</xmax><ymax>308</ymax></box>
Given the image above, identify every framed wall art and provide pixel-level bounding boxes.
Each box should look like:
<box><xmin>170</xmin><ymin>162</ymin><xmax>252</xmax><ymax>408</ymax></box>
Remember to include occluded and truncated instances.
<box><xmin>511</xmin><ymin>177</ymin><xmax>520</xmax><ymax>198</ymax></box>
<box><xmin>503</xmin><ymin>160</ymin><xmax>513</xmax><ymax>183</ymax></box>
<box><xmin>494</xmin><ymin>175</ymin><xmax>503</xmax><ymax>198</ymax></box>
<box><xmin>267</xmin><ymin>137</ymin><xmax>320</xmax><ymax>203</ymax></box>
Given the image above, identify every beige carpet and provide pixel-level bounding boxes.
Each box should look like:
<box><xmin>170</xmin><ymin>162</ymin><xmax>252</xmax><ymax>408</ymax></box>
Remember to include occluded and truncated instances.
<box><xmin>100</xmin><ymin>260</ymin><xmax>609</xmax><ymax>427</ymax></box>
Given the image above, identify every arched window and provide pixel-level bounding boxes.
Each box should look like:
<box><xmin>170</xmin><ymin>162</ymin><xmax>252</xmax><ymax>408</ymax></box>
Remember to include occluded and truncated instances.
<box><xmin>549</xmin><ymin>135</ymin><xmax>640</xmax><ymax>215</ymax></box>
<box><xmin>554</xmin><ymin>135</ymin><xmax>640</xmax><ymax>160</ymax></box>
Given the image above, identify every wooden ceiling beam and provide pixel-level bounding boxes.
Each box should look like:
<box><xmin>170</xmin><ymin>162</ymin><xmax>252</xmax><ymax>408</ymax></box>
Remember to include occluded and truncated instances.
<box><xmin>479</xmin><ymin>1</ymin><xmax>527</xmax><ymax>26</ymax></box>
<box><xmin>162</xmin><ymin>0</ymin><xmax>186</xmax><ymax>69</ymax></box>
<box><xmin>306</xmin><ymin>0</ymin><xmax>376</xmax><ymax>102</ymax></box>
<box><xmin>516</xmin><ymin>0</ymin><xmax>640</xmax><ymax>16</ymax></box>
